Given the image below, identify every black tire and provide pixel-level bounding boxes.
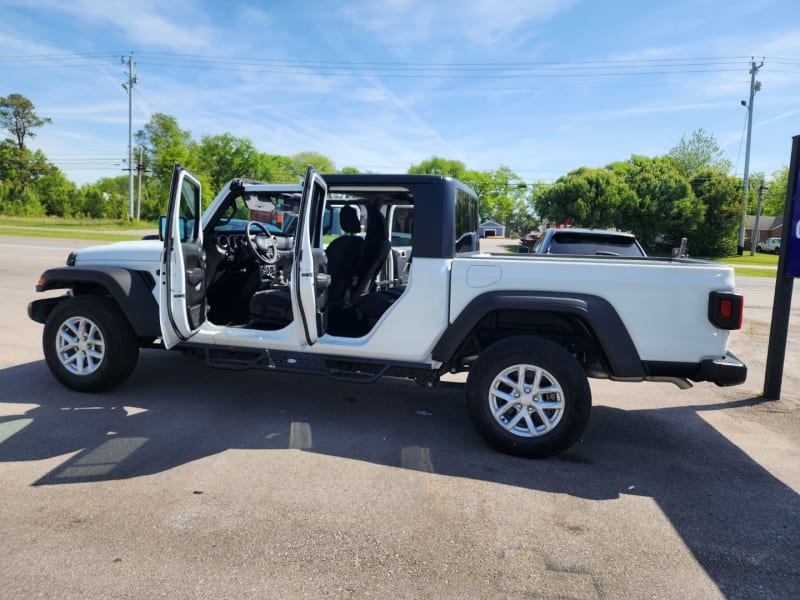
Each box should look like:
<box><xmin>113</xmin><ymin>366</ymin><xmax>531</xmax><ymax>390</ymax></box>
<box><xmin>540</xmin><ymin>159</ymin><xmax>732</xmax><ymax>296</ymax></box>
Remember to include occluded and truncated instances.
<box><xmin>756</xmin><ymin>247</ymin><xmax>762</xmax><ymax>253</ymax></box>
<box><xmin>466</xmin><ymin>336</ymin><xmax>591</xmax><ymax>458</ymax></box>
<box><xmin>43</xmin><ymin>296</ymin><xmax>140</xmax><ymax>393</ymax></box>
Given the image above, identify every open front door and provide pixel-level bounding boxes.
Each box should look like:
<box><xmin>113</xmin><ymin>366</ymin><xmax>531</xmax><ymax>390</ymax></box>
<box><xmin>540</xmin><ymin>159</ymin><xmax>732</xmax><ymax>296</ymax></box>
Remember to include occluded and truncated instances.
<box><xmin>159</xmin><ymin>164</ymin><xmax>206</xmax><ymax>349</ymax></box>
<box><xmin>291</xmin><ymin>167</ymin><xmax>330</xmax><ymax>346</ymax></box>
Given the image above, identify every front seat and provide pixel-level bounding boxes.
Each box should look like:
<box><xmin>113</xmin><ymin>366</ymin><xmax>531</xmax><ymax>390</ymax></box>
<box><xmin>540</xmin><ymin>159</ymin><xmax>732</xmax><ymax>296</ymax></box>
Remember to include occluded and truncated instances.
<box><xmin>249</xmin><ymin>205</ymin><xmax>363</xmax><ymax>328</ymax></box>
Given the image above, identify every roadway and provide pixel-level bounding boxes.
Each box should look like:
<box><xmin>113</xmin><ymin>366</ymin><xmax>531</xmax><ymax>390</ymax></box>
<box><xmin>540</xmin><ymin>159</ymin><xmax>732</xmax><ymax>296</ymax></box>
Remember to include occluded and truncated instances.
<box><xmin>0</xmin><ymin>235</ymin><xmax>798</xmax><ymax>599</ymax></box>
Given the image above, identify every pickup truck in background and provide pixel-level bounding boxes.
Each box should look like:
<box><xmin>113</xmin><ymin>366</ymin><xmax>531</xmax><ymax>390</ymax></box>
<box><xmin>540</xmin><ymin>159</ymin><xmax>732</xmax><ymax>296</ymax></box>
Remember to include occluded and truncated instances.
<box><xmin>528</xmin><ymin>227</ymin><xmax>647</xmax><ymax>257</ymax></box>
<box><xmin>28</xmin><ymin>166</ymin><xmax>746</xmax><ymax>458</ymax></box>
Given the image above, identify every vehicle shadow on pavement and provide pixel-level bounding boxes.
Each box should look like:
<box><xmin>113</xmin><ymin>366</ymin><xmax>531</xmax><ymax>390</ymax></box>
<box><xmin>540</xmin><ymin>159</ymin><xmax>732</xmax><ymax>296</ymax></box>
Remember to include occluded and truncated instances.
<box><xmin>0</xmin><ymin>350</ymin><xmax>797</xmax><ymax>597</ymax></box>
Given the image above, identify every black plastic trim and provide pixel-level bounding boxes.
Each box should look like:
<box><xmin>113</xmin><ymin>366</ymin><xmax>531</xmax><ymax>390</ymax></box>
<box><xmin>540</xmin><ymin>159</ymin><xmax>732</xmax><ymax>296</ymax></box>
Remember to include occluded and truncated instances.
<box><xmin>432</xmin><ymin>290</ymin><xmax>644</xmax><ymax>378</ymax></box>
<box><xmin>699</xmin><ymin>351</ymin><xmax>748</xmax><ymax>386</ymax></box>
<box><xmin>34</xmin><ymin>266</ymin><xmax>160</xmax><ymax>337</ymax></box>
<box><xmin>643</xmin><ymin>351</ymin><xmax>747</xmax><ymax>387</ymax></box>
<box><xmin>27</xmin><ymin>296</ymin><xmax>66</xmax><ymax>324</ymax></box>
<box><xmin>200</xmin><ymin>343</ymin><xmax>434</xmax><ymax>383</ymax></box>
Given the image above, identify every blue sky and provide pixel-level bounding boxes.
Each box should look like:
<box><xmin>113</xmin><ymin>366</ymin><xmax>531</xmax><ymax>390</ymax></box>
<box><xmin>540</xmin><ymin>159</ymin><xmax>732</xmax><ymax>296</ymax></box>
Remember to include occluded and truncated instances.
<box><xmin>1</xmin><ymin>0</ymin><xmax>798</xmax><ymax>187</ymax></box>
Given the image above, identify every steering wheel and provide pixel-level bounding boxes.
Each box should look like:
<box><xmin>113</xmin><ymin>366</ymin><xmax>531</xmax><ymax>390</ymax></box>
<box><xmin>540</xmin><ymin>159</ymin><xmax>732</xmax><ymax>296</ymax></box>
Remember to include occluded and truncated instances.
<box><xmin>245</xmin><ymin>221</ymin><xmax>279</xmax><ymax>265</ymax></box>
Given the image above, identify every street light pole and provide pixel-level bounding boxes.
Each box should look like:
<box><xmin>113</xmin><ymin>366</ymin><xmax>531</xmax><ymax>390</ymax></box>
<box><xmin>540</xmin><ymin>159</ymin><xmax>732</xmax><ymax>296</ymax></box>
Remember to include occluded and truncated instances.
<box><xmin>737</xmin><ymin>58</ymin><xmax>763</xmax><ymax>255</ymax></box>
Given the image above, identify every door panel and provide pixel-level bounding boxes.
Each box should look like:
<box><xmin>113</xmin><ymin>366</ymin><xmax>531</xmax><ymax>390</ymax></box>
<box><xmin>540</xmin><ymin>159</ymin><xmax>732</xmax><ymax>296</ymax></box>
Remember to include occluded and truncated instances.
<box><xmin>159</xmin><ymin>165</ymin><xmax>205</xmax><ymax>348</ymax></box>
<box><xmin>291</xmin><ymin>167</ymin><xmax>329</xmax><ymax>346</ymax></box>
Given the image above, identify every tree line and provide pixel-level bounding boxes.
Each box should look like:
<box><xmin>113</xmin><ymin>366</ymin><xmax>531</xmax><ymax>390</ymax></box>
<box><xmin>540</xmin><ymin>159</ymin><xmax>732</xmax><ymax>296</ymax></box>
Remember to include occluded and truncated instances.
<box><xmin>0</xmin><ymin>93</ymin><xmax>790</xmax><ymax>256</ymax></box>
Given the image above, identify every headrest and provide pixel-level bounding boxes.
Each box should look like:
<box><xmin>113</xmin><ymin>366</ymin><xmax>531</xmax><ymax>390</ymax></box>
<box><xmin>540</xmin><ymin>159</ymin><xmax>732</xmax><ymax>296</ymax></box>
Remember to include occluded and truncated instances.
<box><xmin>339</xmin><ymin>205</ymin><xmax>360</xmax><ymax>234</ymax></box>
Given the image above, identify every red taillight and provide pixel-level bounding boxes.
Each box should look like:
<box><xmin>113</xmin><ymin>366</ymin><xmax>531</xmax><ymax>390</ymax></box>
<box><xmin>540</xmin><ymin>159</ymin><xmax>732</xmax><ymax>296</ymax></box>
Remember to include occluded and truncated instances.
<box><xmin>720</xmin><ymin>300</ymin><xmax>732</xmax><ymax>319</ymax></box>
<box><xmin>709</xmin><ymin>292</ymin><xmax>743</xmax><ymax>330</ymax></box>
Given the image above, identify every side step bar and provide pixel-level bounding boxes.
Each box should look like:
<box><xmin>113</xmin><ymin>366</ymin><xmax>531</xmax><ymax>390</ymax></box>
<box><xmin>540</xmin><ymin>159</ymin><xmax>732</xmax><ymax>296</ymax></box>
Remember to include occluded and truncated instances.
<box><xmin>204</xmin><ymin>347</ymin><xmax>425</xmax><ymax>385</ymax></box>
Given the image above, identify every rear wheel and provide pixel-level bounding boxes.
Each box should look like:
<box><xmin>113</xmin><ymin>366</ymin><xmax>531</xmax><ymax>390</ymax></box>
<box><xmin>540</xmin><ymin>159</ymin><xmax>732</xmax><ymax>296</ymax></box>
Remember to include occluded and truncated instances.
<box><xmin>466</xmin><ymin>336</ymin><xmax>591</xmax><ymax>458</ymax></box>
<box><xmin>43</xmin><ymin>296</ymin><xmax>139</xmax><ymax>392</ymax></box>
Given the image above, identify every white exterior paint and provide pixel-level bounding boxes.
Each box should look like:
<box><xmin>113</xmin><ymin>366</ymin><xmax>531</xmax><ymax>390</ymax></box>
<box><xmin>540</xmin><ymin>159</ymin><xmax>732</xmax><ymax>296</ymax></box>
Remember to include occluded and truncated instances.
<box><xmin>70</xmin><ymin>236</ymin><xmax>736</xmax><ymax>367</ymax></box>
<box><xmin>450</xmin><ymin>254</ymin><xmax>734</xmax><ymax>363</ymax></box>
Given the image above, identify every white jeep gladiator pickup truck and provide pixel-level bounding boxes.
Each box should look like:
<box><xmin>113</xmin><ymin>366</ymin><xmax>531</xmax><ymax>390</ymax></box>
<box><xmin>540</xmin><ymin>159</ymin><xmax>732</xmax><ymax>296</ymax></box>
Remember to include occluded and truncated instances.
<box><xmin>28</xmin><ymin>165</ymin><xmax>746</xmax><ymax>457</ymax></box>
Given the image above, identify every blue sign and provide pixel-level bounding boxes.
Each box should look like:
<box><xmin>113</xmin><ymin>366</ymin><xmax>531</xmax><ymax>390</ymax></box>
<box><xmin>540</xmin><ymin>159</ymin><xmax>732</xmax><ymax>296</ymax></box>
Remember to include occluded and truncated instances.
<box><xmin>786</xmin><ymin>157</ymin><xmax>800</xmax><ymax>277</ymax></box>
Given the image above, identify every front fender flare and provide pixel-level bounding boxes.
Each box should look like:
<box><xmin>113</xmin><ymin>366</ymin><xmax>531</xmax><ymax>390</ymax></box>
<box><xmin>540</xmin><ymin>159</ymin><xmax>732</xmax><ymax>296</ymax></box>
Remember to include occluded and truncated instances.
<box><xmin>33</xmin><ymin>266</ymin><xmax>160</xmax><ymax>337</ymax></box>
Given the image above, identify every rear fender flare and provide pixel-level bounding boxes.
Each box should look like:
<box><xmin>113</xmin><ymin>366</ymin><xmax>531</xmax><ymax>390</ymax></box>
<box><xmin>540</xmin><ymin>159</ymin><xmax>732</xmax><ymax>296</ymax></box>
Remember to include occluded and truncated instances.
<box><xmin>432</xmin><ymin>291</ymin><xmax>644</xmax><ymax>378</ymax></box>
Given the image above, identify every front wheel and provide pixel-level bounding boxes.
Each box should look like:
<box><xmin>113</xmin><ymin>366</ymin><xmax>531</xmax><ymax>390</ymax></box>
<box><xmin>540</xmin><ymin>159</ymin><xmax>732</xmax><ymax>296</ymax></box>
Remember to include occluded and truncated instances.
<box><xmin>43</xmin><ymin>296</ymin><xmax>140</xmax><ymax>392</ymax></box>
<box><xmin>466</xmin><ymin>336</ymin><xmax>591</xmax><ymax>458</ymax></box>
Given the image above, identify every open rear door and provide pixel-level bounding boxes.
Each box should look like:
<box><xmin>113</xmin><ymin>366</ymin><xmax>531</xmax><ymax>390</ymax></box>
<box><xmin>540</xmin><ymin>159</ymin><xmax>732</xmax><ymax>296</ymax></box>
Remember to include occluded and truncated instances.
<box><xmin>159</xmin><ymin>164</ymin><xmax>206</xmax><ymax>349</ymax></box>
<box><xmin>291</xmin><ymin>167</ymin><xmax>330</xmax><ymax>346</ymax></box>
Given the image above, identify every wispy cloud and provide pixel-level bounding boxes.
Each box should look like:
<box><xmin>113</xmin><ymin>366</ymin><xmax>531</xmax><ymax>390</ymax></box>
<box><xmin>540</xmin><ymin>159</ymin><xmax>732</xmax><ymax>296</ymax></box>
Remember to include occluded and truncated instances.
<box><xmin>3</xmin><ymin>0</ymin><xmax>218</xmax><ymax>52</ymax></box>
<box><xmin>338</xmin><ymin>0</ymin><xmax>575</xmax><ymax>49</ymax></box>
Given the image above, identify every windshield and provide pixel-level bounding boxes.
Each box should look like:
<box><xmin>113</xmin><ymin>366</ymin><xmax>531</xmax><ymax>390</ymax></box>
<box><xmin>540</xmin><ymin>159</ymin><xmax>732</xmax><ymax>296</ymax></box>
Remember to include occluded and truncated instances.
<box><xmin>215</xmin><ymin>192</ymin><xmax>299</xmax><ymax>235</ymax></box>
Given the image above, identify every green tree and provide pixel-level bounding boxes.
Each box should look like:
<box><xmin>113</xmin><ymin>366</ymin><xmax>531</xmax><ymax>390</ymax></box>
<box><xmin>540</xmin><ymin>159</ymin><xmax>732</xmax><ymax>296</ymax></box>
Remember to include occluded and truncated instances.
<box><xmin>196</xmin><ymin>133</ymin><xmax>261</xmax><ymax>193</ymax></box>
<box><xmin>464</xmin><ymin>166</ymin><xmax>531</xmax><ymax>233</ymax></box>
<box><xmin>409</xmin><ymin>158</ymin><xmax>534</xmax><ymax>233</ymax></box>
<box><xmin>761</xmin><ymin>166</ymin><xmax>789</xmax><ymax>216</ymax></box>
<box><xmin>80</xmin><ymin>175</ymin><xmax>129</xmax><ymax>219</ymax></box>
<box><xmin>690</xmin><ymin>170</ymin><xmax>741</xmax><ymax>256</ymax></box>
<box><xmin>534</xmin><ymin>167</ymin><xmax>636</xmax><ymax>229</ymax></box>
<box><xmin>610</xmin><ymin>155</ymin><xmax>701</xmax><ymax>249</ymax></box>
<box><xmin>0</xmin><ymin>140</ymin><xmax>57</xmax><ymax>209</ymax></box>
<box><xmin>135</xmin><ymin>113</ymin><xmax>195</xmax><ymax>197</ymax></box>
<box><xmin>668</xmin><ymin>128</ymin><xmax>732</xmax><ymax>178</ymax></box>
<box><xmin>0</xmin><ymin>93</ymin><xmax>52</xmax><ymax>150</ymax></box>
<box><xmin>408</xmin><ymin>156</ymin><xmax>467</xmax><ymax>179</ymax></box>
<box><xmin>79</xmin><ymin>184</ymin><xmax>109</xmax><ymax>218</ymax></box>
<box><xmin>254</xmin><ymin>154</ymin><xmax>299</xmax><ymax>183</ymax></box>
<box><xmin>37</xmin><ymin>170</ymin><xmax>79</xmax><ymax>217</ymax></box>
<box><xmin>290</xmin><ymin>151</ymin><xmax>336</xmax><ymax>178</ymax></box>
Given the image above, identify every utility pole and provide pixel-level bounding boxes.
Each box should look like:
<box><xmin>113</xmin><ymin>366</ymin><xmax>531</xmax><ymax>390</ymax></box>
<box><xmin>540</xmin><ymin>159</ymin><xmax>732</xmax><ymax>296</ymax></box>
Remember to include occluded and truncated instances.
<box><xmin>121</xmin><ymin>52</ymin><xmax>138</xmax><ymax>220</ymax></box>
<box><xmin>136</xmin><ymin>147</ymin><xmax>144</xmax><ymax>221</ymax></box>
<box><xmin>750</xmin><ymin>179</ymin><xmax>765</xmax><ymax>256</ymax></box>
<box><xmin>737</xmin><ymin>58</ymin><xmax>763</xmax><ymax>255</ymax></box>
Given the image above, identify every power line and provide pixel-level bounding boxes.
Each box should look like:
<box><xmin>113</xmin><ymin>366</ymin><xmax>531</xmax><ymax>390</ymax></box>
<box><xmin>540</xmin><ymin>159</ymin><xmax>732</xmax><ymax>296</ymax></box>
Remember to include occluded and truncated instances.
<box><xmin>0</xmin><ymin>51</ymin><xmax>757</xmax><ymax>76</ymax></box>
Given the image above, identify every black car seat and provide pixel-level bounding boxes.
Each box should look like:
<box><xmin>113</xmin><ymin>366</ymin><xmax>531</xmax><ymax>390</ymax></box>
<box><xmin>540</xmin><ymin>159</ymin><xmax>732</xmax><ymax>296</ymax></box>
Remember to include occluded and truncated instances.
<box><xmin>325</xmin><ymin>205</ymin><xmax>364</xmax><ymax>308</ymax></box>
<box><xmin>249</xmin><ymin>204</ymin><xmax>363</xmax><ymax>328</ymax></box>
<box><xmin>353</xmin><ymin>206</ymin><xmax>390</xmax><ymax>297</ymax></box>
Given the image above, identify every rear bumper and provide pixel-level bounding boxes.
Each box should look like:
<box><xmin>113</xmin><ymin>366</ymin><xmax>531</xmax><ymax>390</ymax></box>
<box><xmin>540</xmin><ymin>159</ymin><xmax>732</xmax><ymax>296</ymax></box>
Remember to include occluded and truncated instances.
<box><xmin>698</xmin><ymin>352</ymin><xmax>748</xmax><ymax>387</ymax></box>
<box><xmin>642</xmin><ymin>351</ymin><xmax>747</xmax><ymax>387</ymax></box>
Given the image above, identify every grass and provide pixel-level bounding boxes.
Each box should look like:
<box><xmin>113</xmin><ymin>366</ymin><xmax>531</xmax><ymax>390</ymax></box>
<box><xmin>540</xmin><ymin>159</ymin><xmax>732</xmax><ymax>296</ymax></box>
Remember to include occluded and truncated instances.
<box><xmin>708</xmin><ymin>250</ymin><xmax>778</xmax><ymax>279</ymax></box>
<box><xmin>0</xmin><ymin>226</ymin><xmax>143</xmax><ymax>242</ymax></box>
<box><xmin>713</xmin><ymin>253</ymin><xmax>779</xmax><ymax>266</ymax></box>
<box><xmin>0</xmin><ymin>215</ymin><xmax>157</xmax><ymax>230</ymax></box>
<box><xmin>0</xmin><ymin>215</ymin><xmax>156</xmax><ymax>242</ymax></box>
<box><xmin>703</xmin><ymin>252</ymin><xmax>778</xmax><ymax>279</ymax></box>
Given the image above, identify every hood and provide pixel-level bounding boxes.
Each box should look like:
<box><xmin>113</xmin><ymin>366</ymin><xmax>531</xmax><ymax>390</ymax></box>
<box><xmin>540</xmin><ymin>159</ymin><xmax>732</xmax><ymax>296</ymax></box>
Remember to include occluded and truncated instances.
<box><xmin>73</xmin><ymin>239</ymin><xmax>163</xmax><ymax>268</ymax></box>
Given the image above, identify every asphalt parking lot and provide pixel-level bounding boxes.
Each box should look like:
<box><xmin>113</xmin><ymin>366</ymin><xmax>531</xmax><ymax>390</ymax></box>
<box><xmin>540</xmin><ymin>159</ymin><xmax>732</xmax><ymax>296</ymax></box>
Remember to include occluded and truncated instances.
<box><xmin>1</xmin><ymin>235</ymin><xmax>798</xmax><ymax>599</ymax></box>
